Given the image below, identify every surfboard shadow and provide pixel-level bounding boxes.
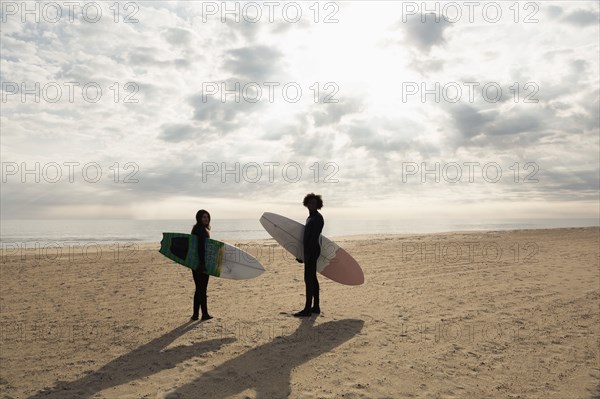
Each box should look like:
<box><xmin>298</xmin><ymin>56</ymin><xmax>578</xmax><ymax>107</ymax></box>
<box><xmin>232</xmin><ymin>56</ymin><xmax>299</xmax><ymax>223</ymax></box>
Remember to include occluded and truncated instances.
<box><xmin>170</xmin><ymin>318</ymin><xmax>364</xmax><ymax>399</ymax></box>
<box><xmin>27</xmin><ymin>322</ymin><xmax>235</xmax><ymax>399</ymax></box>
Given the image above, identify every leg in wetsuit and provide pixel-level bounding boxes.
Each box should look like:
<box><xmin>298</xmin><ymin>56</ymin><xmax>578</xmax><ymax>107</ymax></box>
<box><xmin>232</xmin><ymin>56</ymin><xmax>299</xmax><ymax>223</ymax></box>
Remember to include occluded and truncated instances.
<box><xmin>304</xmin><ymin>258</ymin><xmax>320</xmax><ymax>313</ymax></box>
<box><xmin>192</xmin><ymin>269</ymin><xmax>210</xmax><ymax>320</ymax></box>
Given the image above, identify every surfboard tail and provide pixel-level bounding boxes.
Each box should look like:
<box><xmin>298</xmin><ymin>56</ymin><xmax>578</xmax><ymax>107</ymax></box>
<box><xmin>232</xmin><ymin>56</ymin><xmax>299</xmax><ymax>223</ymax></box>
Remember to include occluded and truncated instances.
<box><xmin>321</xmin><ymin>248</ymin><xmax>364</xmax><ymax>286</ymax></box>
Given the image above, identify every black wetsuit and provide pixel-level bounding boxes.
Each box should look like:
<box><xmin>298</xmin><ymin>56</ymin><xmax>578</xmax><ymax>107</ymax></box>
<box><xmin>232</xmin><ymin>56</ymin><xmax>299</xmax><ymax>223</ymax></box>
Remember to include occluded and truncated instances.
<box><xmin>191</xmin><ymin>224</ymin><xmax>210</xmax><ymax>318</ymax></box>
<box><xmin>303</xmin><ymin>210</ymin><xmax>324</xmax><ymax>310</ymax></box>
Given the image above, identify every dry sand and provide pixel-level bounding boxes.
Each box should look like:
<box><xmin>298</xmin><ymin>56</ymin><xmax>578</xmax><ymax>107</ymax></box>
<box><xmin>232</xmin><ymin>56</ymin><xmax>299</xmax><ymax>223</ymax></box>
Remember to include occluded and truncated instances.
<box><xmin>1</xmin><ymin>227</ymin><xmax>599</xmax><ymax>399</ymax></box>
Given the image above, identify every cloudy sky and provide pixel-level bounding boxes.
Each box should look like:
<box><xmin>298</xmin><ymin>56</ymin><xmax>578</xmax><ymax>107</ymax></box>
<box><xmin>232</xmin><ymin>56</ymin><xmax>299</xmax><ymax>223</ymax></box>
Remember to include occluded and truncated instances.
<box><xmin>1</xmin><ymin>1</ymin><xmax>599</xmax><ymax>222</ymax></box>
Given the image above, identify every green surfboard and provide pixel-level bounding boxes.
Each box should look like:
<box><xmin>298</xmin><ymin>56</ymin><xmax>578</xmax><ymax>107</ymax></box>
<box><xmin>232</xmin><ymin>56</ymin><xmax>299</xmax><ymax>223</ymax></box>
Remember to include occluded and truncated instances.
<box><xmin>159</xmin><ymin>232</ymin><xmax>224</xmax><ymax>277</ymax></box>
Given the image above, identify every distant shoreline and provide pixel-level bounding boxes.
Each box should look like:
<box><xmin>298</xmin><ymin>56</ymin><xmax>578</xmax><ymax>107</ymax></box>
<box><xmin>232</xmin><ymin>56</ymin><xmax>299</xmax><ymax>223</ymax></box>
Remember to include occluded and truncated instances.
<box><xmin>1</xmin><ymin>226</ymin><xmax>598</xmax><ymax>250</ymax></box>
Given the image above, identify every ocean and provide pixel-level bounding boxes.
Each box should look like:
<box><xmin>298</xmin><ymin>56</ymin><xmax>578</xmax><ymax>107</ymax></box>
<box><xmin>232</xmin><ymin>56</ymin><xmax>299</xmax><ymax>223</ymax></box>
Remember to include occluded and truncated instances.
<box><xmin>1</xmin><ymin>218</ymin><xmax>598</xmax><ymax>246</ymax></box>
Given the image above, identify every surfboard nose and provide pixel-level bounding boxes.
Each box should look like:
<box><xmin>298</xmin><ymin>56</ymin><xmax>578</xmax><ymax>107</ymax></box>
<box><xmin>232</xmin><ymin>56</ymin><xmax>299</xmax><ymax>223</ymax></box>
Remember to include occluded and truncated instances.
<box><xmin>321</xmin><ymin>248</ymin><xmax>364</xmax><ymax>286</ymax></box>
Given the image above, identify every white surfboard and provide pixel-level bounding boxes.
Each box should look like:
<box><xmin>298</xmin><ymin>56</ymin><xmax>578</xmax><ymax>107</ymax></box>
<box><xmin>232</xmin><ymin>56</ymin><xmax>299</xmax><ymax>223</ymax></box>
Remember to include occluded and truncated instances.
<box><xmin>219</xmin><ymin>241</ymin><xmax>266</xmax><ymax>280</ymax></box>
<box><xmin>259</xmin><ymin>212</ymin><xmax>364</xmax><ymax>285</ymax></box>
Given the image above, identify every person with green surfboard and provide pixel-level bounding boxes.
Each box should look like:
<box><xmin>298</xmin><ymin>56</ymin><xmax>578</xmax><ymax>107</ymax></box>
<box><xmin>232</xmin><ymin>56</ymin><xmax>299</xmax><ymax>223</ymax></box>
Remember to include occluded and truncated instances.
<box><xmin>294</xmin><ymin>193</ymin><xmax>324</xmax><ymax>317</ymax></box>
<box><xmin>190</xmin><ymin>209</ymin><xmax>213</xmax><ymax>321</ymax></box>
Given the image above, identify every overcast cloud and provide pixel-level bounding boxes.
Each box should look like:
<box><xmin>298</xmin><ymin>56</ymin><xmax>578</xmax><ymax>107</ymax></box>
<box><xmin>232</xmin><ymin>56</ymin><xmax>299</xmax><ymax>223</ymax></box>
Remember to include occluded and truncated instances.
<box><xmin>1</xmin><ymin>1</ymin><xmax>598</xmax><ymax>220</ymax></box>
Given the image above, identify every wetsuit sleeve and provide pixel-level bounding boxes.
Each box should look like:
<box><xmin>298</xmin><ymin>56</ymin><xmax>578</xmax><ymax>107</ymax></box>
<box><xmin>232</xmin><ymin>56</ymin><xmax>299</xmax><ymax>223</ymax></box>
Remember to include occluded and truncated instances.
<box><xmin>191</xmin><ymin>225</ymin><xmax>207</xmax><ymax>266</ymax></box>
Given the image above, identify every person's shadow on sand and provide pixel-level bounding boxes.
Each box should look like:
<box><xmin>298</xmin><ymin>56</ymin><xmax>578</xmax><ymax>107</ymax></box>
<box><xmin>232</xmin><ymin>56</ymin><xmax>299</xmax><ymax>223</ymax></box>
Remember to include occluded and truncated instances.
<box><xmin>169</xmin><ymin>317</ymin><xmax>364</xmax><ymax>399</ymax></box>
<box><xmin>28</xmin><ymin>318</ymin><xmax>363</xmax><ymax>399</ymax></box>
<box><xmin>27</xmin><ymin>322</ymin><xmax>234</xmax><ymax>399</ymax></box>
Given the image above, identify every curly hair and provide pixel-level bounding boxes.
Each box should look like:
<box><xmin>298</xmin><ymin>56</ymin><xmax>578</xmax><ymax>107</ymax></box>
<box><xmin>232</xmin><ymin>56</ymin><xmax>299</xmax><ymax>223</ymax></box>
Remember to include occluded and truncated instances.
<box><xmin>303</xmin><ymin>193</ymin><xmax>323</xmax><ymax>209</ymax></box>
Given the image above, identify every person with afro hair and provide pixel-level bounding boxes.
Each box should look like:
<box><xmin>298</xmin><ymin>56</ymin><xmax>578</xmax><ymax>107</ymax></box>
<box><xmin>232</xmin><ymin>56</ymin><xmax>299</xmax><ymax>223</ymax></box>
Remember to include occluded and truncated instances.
<box><xmin>294</xmin><ymin>193</ymin><xmax>324</xmax><ymax>317</ymax></box>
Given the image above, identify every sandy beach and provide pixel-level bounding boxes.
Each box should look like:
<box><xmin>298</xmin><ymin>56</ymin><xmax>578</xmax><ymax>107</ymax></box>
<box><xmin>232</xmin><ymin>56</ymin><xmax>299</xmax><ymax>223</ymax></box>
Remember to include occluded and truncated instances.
<box><xmin>1</xmin><ymin>227</ymin><xmax>598</xmax><ymax>399</ymax></box>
